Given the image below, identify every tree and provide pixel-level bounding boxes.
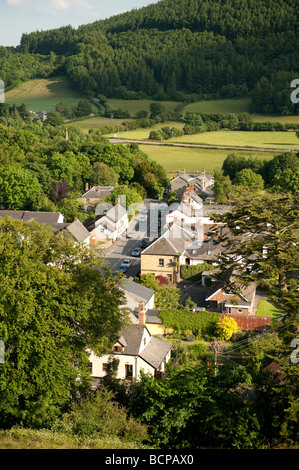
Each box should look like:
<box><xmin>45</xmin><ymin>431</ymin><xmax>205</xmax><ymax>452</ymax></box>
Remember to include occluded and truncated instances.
<box><xmin>76</xmin><ymin>99</ymin><xmax>92</xmax><ymax>117</ymax></box>
<box><xmin>138</xmin><ymin>274</ymin><xmax>182</xmax><ymax>308</ymax></box>
<box><xmin>213</xmin><ymin>170</ymin><xmax>232</xmax><ymax>204</ymax></box>
<box><xmin>214</xmin><ymin>317</ymin><xmax>239</xmax><ymax>341</ymax></box>
<box><xmin>45</xmin><ymin>112</ymin><xmax>65</xmax><ymax>127</ymax></box>
<box><xmin>149</xmin><ymin>102</ymin><xmax>164</xmax><ymax>119</ymax></box>
<box><xmin>211</xmin><ymin>190</ymin><xmax>299</xmax><ymax>294</ymax></box>
<box><xmin>0</xmin><ymin>217</ymin><xmax>128</xmax><ymax>427</ymax></box>
<box><xmin>233</xmin><ymin>168</ymin><xmax>264</xmax><ymax>191</ymax></box>
<box><xmin>89</xmin><ymin>162</ymin><xmax>119</xmax><ymax>187</ymax></box>
<box><xmin>107</xmin><ymin>185</ymin><xmax>143</xmax><ymax>211</ymax></box>
<box><xmin>0</xmin><ymin>166</ymin><xmax>44</xmax><ymax>211</ymax></box>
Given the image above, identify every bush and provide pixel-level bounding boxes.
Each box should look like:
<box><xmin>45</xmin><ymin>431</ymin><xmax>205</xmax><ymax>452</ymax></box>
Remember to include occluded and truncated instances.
<box><xmin>53</xmin><ymin>387</ymin><xmax>148</xmax><ymax>444</ymax></box>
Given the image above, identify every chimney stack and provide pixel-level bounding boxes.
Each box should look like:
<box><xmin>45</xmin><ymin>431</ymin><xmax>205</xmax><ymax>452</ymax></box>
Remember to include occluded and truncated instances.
<box><xmin>85</xmin><ymin>182</ymin><xmax>89</xmax><ymax>192</ymax></box>
<box><xmin>138</xmin><ymin>301</ymin><xmax>146</xmax><ymax>325</ymax></box>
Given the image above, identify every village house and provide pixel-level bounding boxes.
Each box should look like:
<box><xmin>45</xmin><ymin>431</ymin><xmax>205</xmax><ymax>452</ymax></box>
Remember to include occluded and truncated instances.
<box><xmin>140</xmin><ymin>222</ymin><xmax>196</xmax><ymax>283</ymax></box>
<box><xmin>85</xmin><ymin>197</ymin><xmax>129</xmax><ymax>242</ymax></box>
<box><xmin>0</xmin><ymin>210</ymin><xmax>91</xmax><ymax>245</ymax></box>
<box><xmin>170</xmin><ymin>169</ymin><xmax>214</xmax><ymax>199</ymax></box>
<box><xmin>205</xmin><ymin>268</ymin><xmax>257</xmax><ymax>316</ymax></box>
<box><xmin>120</xmin><ymin>277</ymin><xmax>155</xmax><ymax>323</ymax></box>
<box><xmin>88</xmin><ymin>301</ymin><xmax>172</xmax><ymax>382</ymax></box>
<box><xmin>166</xmin><ymin>185</ymin><xmax>230</xmax><ymax>231</ymax></box>
<box><xmin>36</xmin><ymin>111</ymin><xmax>48</xmax><ymax>121</ymax></box>
<box><xmin>79</xmin><ymin>184</ymin><xmax>115</xmax><ymax>211</ymax></box>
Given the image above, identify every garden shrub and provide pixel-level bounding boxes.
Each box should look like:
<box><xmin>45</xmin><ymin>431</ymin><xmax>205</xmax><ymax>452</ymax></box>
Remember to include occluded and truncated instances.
<box><xmin>52</xmin><ymin>387</ymin><xmax>148</xmax><ymax>444</ymax></box>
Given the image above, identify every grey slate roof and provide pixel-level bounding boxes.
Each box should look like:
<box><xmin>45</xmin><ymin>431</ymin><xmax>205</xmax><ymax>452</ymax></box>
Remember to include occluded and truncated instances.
<box><xmin>142</xmin><ymin>223</ymin><xmax>195</xmax><ymax>256</ymax></box>
<box><xmin>139</xmin><ymin>336</ymin><xmax>172</xmax><ymax>369</ymax></box>
<box><xmin>0</xmin><ymin>210</ymin><xmax>63</xmax><ymax>225</ymax></box>
<box><xmin>184</xmin><ymin>238</ymin><xmax>223</xmax><ymax>261</ymax></box>
<box><xmin>145</xmin><ymin>309</ymin><xmax>163</xmax><ymax>324</ymax></box>
<box><xmin>80</xmin><ymin>186</ymin><xmax>114</xmax><ymax>200</ymax></box>
<box><xmin>123</xmin><ymin>277</ymin><xmax>155</xmax><ymax>303</ymax></box>
<box><xmin>117</xmin><ymin>324</ymin><xmax>172</xmax><ymax>369</ymax></box>
<box><xmin>65</xmin><ymin>219</ymin><xmax>90</xmax><ymax>243</ymax></box>
<box><xmin>118</xmin><ymin>324</ymin><xmax>145</xmax><ymax>356</ymax></box>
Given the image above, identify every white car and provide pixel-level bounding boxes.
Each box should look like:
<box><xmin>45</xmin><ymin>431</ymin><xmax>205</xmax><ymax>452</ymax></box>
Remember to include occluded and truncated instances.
<box><xmin>139</xmin><ymin>216</ymin><xmax>146</xmax><ymax>222</ymax></box>
<box><xmin>132</xmin><ymin>248</ymin><xmax>141</xmax><ymax>257</ymax></box>
<box><xmin>121</xmin><ymin>259</ymin><xmax>132</xmax><ymax>269</ymax></box>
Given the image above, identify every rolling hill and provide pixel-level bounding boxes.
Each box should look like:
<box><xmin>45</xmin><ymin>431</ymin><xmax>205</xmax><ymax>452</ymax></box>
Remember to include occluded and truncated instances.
<box><xmin>0</xmin><ymin>0</ymin><xmax>297</xmax><ymax>116</ymax></box>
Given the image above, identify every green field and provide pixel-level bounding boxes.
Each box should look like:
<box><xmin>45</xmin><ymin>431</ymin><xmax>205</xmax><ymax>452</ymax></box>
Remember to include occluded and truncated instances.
<box><xmin>106</xmin><ymin>98</ymin><xmax>179</xmax><ymax>116</ymax></box>
<box><xmin>104</xmin><ymin>124</ymin><xmax>299</xmax><ymax>151</ymax></box>
<box><xmin>71</xmin><ymin>115</ymin><xmax>133</xmax><ymax>131</ymax></box>
<box><xmin>137</xmin><ymin>144</ymin><xmax>275</xmax><ymax>175</ymax></box>
<box><xmin>169</xmin><ymin>130</ymin><xmax>299</xmax><ymax>150</ymax></box>
<box><xmin>5</xmin><ymin>76</ymin><xmax>93</xmax><ymax>113</ymax></box>
<box><xmin>184</xmin><ymin>98</ymin><xmax>299</xmax><ymax>123</ymax></box>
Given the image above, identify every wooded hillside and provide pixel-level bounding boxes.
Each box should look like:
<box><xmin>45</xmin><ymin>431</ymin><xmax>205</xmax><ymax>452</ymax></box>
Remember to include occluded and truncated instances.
<box><xmin>1</xmin><ymin>0</ymin><xmax>298</xmax><ymax>114</ymax></box>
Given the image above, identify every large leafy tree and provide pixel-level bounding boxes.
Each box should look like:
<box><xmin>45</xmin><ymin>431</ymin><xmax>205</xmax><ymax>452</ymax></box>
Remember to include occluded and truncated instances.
<box><xmin>211</xmin><ymin>190</ymin><xmax>299</xmax><ymax>293</ymax></box>
<box><xmin>0</xmin><ymin>166</ymin><xmax>44</xmax><ymax>211</ymax></box>
<box><xmin>210</xmin><ymin>190</ymin><xmax>299</xmax><ymax>444</ymax></box>
<box><xmin>0</xmin><ymin>217</ymin><xmax>128</xmax><ymax>428</ymax></box>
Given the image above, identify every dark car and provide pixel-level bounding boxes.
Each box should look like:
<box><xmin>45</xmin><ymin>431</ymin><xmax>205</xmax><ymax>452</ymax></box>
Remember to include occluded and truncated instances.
<box><xmin>140</xmin><ymin>238</ymin><xmax>149</xmax><ymax>248</ymax></box>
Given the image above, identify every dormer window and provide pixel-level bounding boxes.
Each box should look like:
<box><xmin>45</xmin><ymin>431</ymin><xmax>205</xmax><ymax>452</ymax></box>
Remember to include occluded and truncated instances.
<box><xmin>113</xmin><ymin>345</ymin><xmax>123</xmax><ymax>353</ymax></box>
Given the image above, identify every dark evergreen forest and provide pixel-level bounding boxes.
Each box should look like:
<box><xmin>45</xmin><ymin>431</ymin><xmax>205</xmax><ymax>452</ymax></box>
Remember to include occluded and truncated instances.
<box><xmin>1</xmin><ymin>0</ymin><xmax>298</xmax><ymax>114</ymax></box>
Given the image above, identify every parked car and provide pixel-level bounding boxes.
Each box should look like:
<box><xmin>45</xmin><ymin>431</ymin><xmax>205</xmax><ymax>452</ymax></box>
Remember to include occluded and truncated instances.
<box><xmin>139</xmin><ymin>216</ymin><xmax>146</xmax><ymax>222</ymax></box>
<box><xmin>140</xmin><ymin>238</ymin><xmax>149</xmax><ymax>248</ymax></box>
<box><xmin>118</xmin><ymin>266</ymin><xmax>127</xmax><ymax>273</ymax></box>
<box><xmin>121</xmin><ymin>259</ymin><xmax>131</xmax><ymax>269</ymax></box>
<box><xmin>132</xmin><ymin>247</ymin><xmax>141</xmax><ymax>257</ymax></box>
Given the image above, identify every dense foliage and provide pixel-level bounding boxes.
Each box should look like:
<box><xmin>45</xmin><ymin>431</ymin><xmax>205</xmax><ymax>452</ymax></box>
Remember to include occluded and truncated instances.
<box><xmin>214</xmin><ymin>152</ymin><xmax>299</xmax><ymax>203</ymax></box>
<box><xmin>0</xmin><ymin>217</ymin><xmax>128</xmax><ymax>428</ymax></box>
<box><xmin>0</xmin><ymin>120</ymin><xmax>168</xmax><ymax>219</ymax></box>
<box><xmin>0</xmin><ymin>0</ymin><xmax>297</xmax><ymax>114</ymax></box>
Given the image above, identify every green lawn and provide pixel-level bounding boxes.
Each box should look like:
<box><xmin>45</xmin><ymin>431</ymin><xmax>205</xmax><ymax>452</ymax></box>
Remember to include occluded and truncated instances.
<box><xmin>256</xmin><ymin>300</ymin><xmax>283</xmax><ymax>318</ymax></box>
<box><xmin>5</xmin><ymin>76</ymin><xmax>93</xmax><ymax>113</ymax></box>
<box><xmin>137</xmin><ymin>144</ymin><xmax>274</xmax><ymax>175</ymax></box>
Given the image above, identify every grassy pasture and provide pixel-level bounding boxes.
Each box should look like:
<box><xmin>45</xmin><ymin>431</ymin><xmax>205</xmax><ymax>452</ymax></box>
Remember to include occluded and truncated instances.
<box><xmin>103</xmin><ymin>123</ymin><xmax>299</xmax><ymax>152</ymax></box>
<box><xmin>137</xmin><ymin>144</ymin><xmax>275</xmax><ymax>175</ymax></box>
<box><xmin>71</xmin><ymin>115</ymin><xmax>133</xmax><ymax>131</ymax></box>
<box><xmin>106</xmin><ymin>98</ymin><xmax>179</xmax><ymax>117</ymax></box>
<box><xmin>168</xmin><ymin>130</ymin><xmax>299</xmax><ymax>150</ymax></box>
<box><xmin>5</xmin><ymin>76</ymin><xmax>93</xmax><ymax>112</ymax></box>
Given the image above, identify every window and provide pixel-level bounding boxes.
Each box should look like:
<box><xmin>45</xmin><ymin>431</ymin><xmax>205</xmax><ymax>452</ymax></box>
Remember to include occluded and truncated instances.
<box><xmin>88</xmin><ymin>362</ymin><xmax>93</xmax><ymax>374</ymax></box>
<box><xmin>159</xmin><ymin>258</ymin><xmax>164</xmax><ymax>267</ymax></box>
<box><xmin>237</xmin><ymin>308</ymin><xmax>243</xmax><ymax>314</ymax></box>
<box><xmin>167</xmin><ymin>274</ymin><xmax>172</xmax><ymax>282</ymax></box>
<box><xmin>102</xmin><ymin>363</ymin><xmax>107</xmax><ymax>372</ymax></box>
<box><xmin>113</xmin><ymin>345</ymin><xmax>123</xmax><ymax>353</ymax></box>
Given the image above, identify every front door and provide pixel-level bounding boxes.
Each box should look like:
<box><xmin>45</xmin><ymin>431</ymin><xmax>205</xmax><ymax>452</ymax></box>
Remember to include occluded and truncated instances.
<box><xmin>125</xmin><ymin>364</ymin><xmax>133</xmax><ymax>381</ymax></box>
